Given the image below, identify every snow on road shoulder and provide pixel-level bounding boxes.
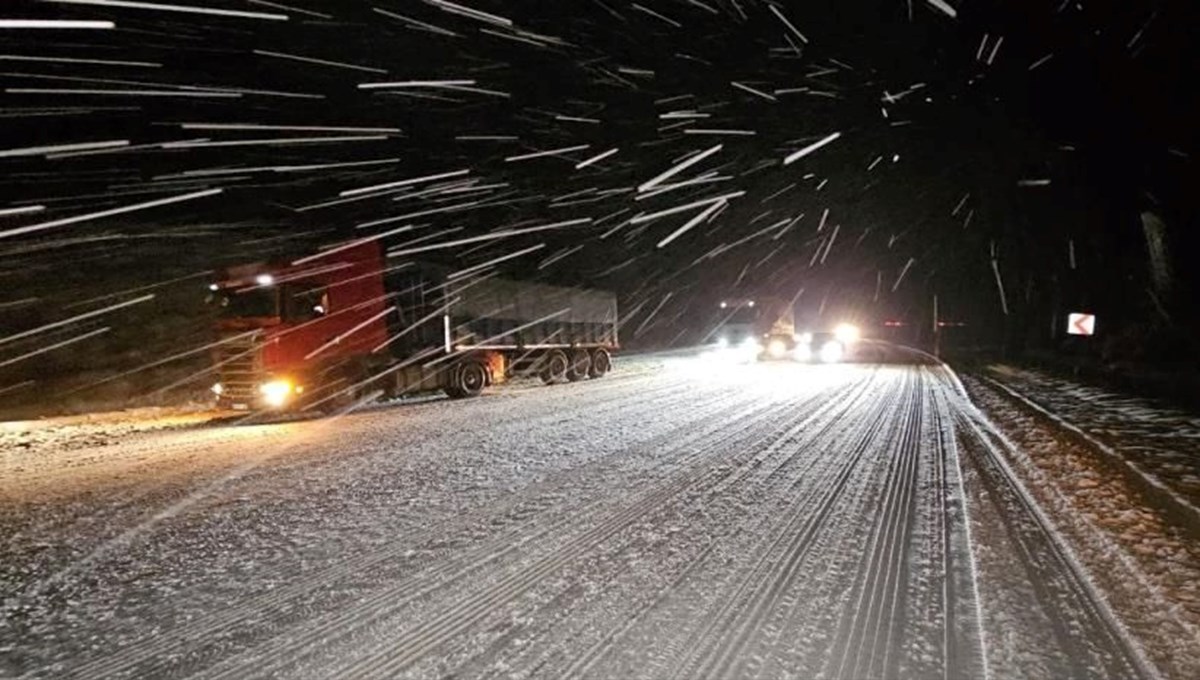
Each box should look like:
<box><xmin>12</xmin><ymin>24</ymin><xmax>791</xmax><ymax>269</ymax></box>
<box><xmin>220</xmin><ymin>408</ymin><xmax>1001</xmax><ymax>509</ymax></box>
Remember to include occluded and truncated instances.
<box><xmin>961</xmin><ymin>373</ymin><xmax>1200</xmax><ymax>679</ymax></box>
<box><xmin>985</xmin><ymin>364</ymin><xmax>1200</xmax><ymax>510</ymax></box>
<box><xmin>1</xmin><ymin>407</ymin><xmax>217</xmax><ymax>465</ymax></box>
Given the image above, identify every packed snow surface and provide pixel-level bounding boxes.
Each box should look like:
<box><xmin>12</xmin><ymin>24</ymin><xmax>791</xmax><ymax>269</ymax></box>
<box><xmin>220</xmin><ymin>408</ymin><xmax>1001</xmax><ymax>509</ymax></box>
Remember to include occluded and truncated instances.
<box><xmin>0</xmin><ymin>354</ymin><xmax>1164</xmax><ymax>678</ymax></box>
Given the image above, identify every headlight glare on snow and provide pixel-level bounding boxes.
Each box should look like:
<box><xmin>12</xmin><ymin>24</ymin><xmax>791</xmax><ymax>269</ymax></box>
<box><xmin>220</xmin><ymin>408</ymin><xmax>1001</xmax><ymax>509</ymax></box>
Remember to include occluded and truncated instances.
<box><xmin>715</xmin><ymin>336</ymin><xmax>729</xmax><ymax>349</ymax></box>
<box><xmin>739</xmin><ymin>337</ymin><xmax>762</xmax><ymax>354</ymax></box>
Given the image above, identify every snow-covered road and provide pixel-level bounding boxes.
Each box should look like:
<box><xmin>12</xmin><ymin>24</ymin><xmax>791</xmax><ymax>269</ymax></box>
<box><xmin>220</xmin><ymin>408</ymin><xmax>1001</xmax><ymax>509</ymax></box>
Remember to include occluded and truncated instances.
<box><xmin>0</xmin><ymin>354</ymin><xmax>1159</xmax><ymax>678</ymax></box>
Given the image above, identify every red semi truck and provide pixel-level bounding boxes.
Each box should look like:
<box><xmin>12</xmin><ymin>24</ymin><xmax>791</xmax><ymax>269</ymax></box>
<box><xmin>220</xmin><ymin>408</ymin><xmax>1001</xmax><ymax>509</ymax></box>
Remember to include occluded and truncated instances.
<box><xmin>206</xmin><ymin>242</ymin><xmax>618</xmax><ymax>411</ymax></box>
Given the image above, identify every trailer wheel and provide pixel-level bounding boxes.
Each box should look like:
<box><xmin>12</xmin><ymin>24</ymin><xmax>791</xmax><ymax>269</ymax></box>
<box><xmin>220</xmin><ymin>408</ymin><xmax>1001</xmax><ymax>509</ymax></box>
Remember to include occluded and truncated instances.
<box><xmin>540</xmin><ymin>350</ymin><xmax>569</xmax><ymax>385</ymax></box>
<box><xmin>589</xmin><ymin>348</ymin><xmax>611</xmax><ymax>378</ymax></box>
<box><xmin>566</xmin><ymin>350</ymin><xmax>592</xmax><ymax>382</ymax></box>
<box><xmin>446</xmin><ymin>361</ymin><xmax>487</xmax><ymax>399</ymax></box>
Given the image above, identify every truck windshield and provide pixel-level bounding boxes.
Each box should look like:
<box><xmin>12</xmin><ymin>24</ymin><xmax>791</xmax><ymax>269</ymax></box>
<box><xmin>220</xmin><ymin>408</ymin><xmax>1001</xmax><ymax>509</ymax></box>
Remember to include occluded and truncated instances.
<box><xmin>215</xmin><ymin>288</ymin><xmax>278</xmax><ymax>318</ymax></box>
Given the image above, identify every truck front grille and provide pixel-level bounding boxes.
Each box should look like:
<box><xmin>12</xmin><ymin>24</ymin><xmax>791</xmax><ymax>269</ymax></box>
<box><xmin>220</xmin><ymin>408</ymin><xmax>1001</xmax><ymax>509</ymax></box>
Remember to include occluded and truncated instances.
<box><xmin>214</xmin><ymin>332</ymin><xmax>264</xmax><ymax>403</ymax></box>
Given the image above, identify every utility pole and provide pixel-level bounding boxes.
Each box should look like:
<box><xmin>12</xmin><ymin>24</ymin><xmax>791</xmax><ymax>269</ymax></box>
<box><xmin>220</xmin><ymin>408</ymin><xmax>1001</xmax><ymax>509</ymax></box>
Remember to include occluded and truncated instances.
<box><xmin>933</xmin><ymin>294</ymin><xmax>941</xmax><ymax>360</ymax></box>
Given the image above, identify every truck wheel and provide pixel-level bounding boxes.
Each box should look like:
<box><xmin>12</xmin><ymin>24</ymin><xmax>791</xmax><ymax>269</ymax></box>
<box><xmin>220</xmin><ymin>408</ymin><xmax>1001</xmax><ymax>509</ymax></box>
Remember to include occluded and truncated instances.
<box><xmin>540</xmin><ymin>350</ymin><xmax>568</xmax><ymax>385</ymax></box>
<box><xmin>589</xmin><ymin>349</ymin><xmax>611</xmax><ymax>378</ymax></box>
<box><xmin>446</xmin><ymin>361</ymin><xmax>487</xmax><ymax>399</ymax></box>
<box><xmin>566</xmin><ymin>350</ymin><xmax>592</xmax><ymax>382</ymax></box>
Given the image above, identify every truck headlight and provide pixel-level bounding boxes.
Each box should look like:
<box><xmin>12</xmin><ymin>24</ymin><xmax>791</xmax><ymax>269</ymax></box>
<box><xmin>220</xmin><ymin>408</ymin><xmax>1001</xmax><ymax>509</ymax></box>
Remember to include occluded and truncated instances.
<box><xmin>259</xmin><ymin>379</ymin><xmax>294</xmax><ymax>408</ymax></box>
<box><xmin>834</xmin><ymin>323</ymin><xmax>860</xmax><ymax>344</ymax></box>
<box><xmin>767</xmin><ymin>339</ymin><xmax>787</xmax><ymax>358</ymax></box>
<box><xmin>819</xmin><ymin>340</ymin><xmax>845</xmax><ymax>363</ymax></box>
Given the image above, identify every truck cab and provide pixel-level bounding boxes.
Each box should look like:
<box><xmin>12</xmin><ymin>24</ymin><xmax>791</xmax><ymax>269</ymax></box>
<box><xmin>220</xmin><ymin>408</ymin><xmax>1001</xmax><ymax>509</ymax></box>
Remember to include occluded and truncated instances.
<box><xmin>207</xmin><ymin>242</ymin><xmax>390</xmax><ymax>411</ymax></box>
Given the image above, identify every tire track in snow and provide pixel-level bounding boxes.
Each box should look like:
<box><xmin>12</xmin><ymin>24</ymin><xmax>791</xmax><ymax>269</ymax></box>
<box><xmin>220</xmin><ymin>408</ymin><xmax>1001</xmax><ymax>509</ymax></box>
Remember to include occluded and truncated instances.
<box><xmin>928</xmin><ymin>371</ymin><xmax>988</xmax><ymax>680</ymax></box>
<box><xmin>824</xmin><ymin>370</ymin><xmax>923</xmax><ymax>680</ymax></box>
<box><xmin>668</xmin><ymin>370</ymin><xmax>907</xmax><ymax>679</ymax></box>
<box><xmin>320</xmin><ymin>374</ymin><xmax>876</xmax><ymax>678</ymax></box>
<box><xmin>197</xmin><ymin>380</ymin><xmax>846</xmax><ymax>679</ymax></box>
<box><xmin>954</xmin><ymin>398</ymin><xmax>1155</xmax><ymax>679</ymax></box>
<box><xmin>57</xmin><ymin>373</ymin><xmax>743</xmax><ymax>680</ymax></box>
<box><xmin>529</xmin><ymin>370</ymin><xmax>887</xmax><ymax>679</ymax></box>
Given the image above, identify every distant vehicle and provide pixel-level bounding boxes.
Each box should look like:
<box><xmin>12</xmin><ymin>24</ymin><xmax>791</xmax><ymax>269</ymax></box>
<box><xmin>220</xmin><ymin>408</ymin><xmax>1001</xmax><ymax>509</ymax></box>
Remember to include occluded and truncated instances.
<box><xmin>207</xmin><ymin>242</ymin><xmax>618</xmax><ymax>411</ymax></box>
<box><xmin>711</xmin><ymin>299</ymin><xmax>764</xmax><ymax>355</ymax></box>
<box><xmin>793</xmin><ymin>324</ymin><xmax>861</xmax><ymax>363</ymax></box>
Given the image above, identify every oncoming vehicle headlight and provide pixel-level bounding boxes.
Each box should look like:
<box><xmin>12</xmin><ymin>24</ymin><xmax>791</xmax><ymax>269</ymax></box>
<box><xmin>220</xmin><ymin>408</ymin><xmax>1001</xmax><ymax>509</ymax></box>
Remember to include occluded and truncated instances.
<box><xmin>259</xmin><ymin>379</ymin><xmax>294</xmax><ymax>408</ymax></box>
<box><xmin>819</xmin><ymin>340</ymin><xmax>845</xmax><ymax>364</ymax></box>
<box><xmin>834</xmin><ymin>323</ymin><xmax>861</xmax><ymax>345</ymax></box>
<box><xmin>767</xmin><ymin>339</ymin><xmax>787</xmax><ymax>359</ymax></box>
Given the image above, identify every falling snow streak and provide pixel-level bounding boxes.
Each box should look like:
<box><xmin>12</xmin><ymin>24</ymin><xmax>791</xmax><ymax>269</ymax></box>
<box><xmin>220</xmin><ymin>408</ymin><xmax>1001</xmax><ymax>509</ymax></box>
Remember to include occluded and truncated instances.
<box><xmin>768</xmin><ymin>5</ymin><xmax>809</xmax><ymax>44</ymax></box>
<box><xmin>575</xmin><ymin>148</ymin><xmax>619</xmax><ymax>169</ymax></box>
<box><xmin>638</xmin><ymin>144</ymin><xmax>723</xmax><ymax>192</ymax></box>
<box><xmin>386</xmin><ymin>219</ymin><xmax>591</xmax><ymax>258</ymax></box>
<box><xmin>990</xmin><ymin>242</ymin><xmax>1010</xmax><ymax>315</ymax></box>
<box><xmin>656</xmin><ymin>200</ymin><xmax>727</xmax><ymax>249</ymax></box>
<box><xmin>253</xmin><ymin>50</ymin><xmax>387</xmax><ymax>74</ymax></box>
<box><xmin>926</xmin><ymin>0</ymin><xmax>958</xmax><ymax>19</ymax></box>
<box><xmin>0</xmin><ymin>327</ymin><xmax>111</xmax><ymax>368</ymax></box>
<box><xmin>0</xmin><ymin>20</ymin><xmax>115</xmax><ymax>29</ymax></box>
<box><xmin>37</xmin><ymin>0</ymin><xmax>290</xmax><ymax>21</ymax></box>
<box><xmin>0</xmin><ymin>190</ymin><xmax>221</xmax><ymax>240</ymax></box>
<box><xmin>0</xmin><ymin>294</ymin><xmax>153</xmax><ymax>348</ymax></box>
<box><xmin>504</xmin><ymin>145</ymin><xmax>591</xmax><ymax>162</ymax></box>
<box><xmin>630</xmin><ymin>192</ymin><xmax>747</xmax><ymax>225</ymax></box>
<box><xmin>783</xmin><ymin>132</ymin><xmax>841</xmax><ymax>165</ymax></box>
<box><xmin>340</xmin><ymin>170</ymin><xmax>471</xmax><ymax>198</ymax></box>
<box><xmin>892</xmin><ymin>258</ymin><xmax>915</xmax><ymax>292</ymax></box>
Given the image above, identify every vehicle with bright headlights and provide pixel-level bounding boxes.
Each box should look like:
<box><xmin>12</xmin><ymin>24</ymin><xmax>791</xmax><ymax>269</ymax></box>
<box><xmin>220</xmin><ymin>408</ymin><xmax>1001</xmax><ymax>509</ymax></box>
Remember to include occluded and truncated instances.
<box><xmin>207</xmin><ymin>242</ymin><xmax>618</xmax><ymax>412</ymax></box>
<box><xmin>792</xmin><ymin>324</ymin><xmax>861</xmax><ymax>363</ymax></box>
<box><xmin>711</xmin><ymin>299</ymin><xmax>760</xmax><ymax>354</ymax></box>
<box><xmin>710</xmin><ymin>297</ymin><xmax>798</xmax><ymax>360</ymax></box>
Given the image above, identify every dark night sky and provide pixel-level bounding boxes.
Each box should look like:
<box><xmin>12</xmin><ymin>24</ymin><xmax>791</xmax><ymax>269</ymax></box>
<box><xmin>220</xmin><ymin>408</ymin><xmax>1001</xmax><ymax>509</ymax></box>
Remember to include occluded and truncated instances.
<box><xmin>1</xmin><ymin>0</ymin><xmax>1197</xmax><ymax>408</ymax></box>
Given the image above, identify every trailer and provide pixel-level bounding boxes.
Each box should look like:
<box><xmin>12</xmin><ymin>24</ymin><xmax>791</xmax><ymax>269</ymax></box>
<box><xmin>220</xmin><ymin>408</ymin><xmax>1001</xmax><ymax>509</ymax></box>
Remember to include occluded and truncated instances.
<box><xmin>208</xmin><ymin>242</ymin><xmax>618</xmax><ymax>411</ymax></box>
